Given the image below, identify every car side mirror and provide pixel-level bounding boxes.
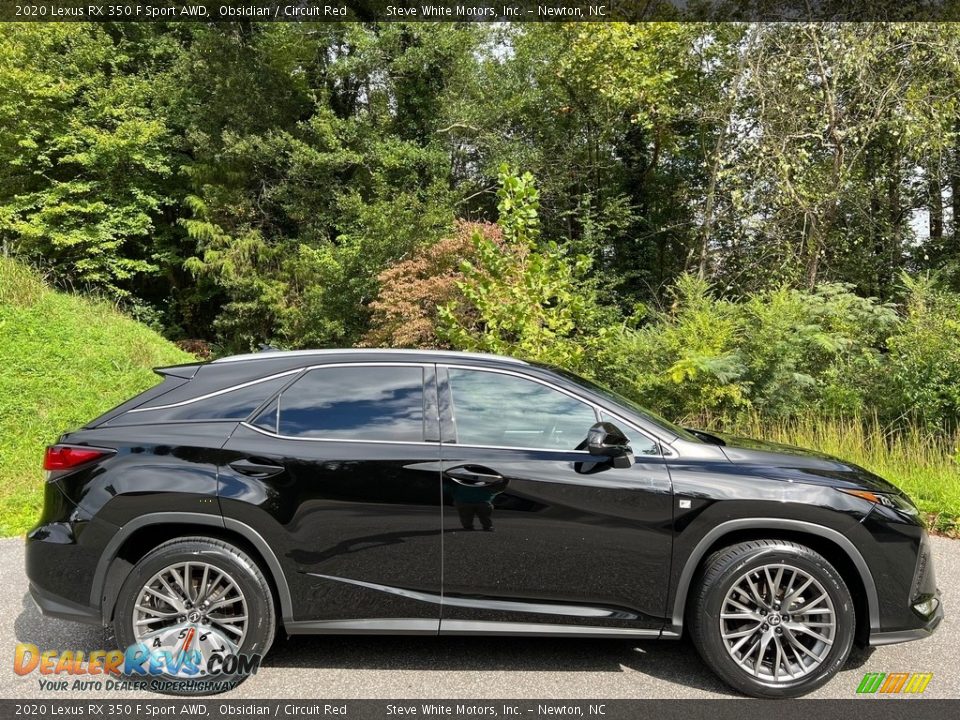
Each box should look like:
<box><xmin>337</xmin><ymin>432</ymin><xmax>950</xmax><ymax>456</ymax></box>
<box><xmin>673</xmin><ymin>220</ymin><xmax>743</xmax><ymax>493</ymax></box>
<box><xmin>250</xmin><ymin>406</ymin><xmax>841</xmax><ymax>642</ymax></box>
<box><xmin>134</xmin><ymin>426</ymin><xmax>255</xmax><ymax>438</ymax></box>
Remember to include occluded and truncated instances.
<box><xmin>586</xmin><ymin>422</ymin><xmax>635</xmax><ymax>469</ymax></box>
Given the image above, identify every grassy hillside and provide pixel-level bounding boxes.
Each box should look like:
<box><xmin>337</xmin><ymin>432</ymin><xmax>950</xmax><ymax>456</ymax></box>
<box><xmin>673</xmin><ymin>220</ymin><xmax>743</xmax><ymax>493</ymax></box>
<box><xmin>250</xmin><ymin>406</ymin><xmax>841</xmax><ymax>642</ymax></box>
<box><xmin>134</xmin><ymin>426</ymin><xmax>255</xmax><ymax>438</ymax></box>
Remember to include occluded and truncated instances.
<box><xmin>0</xmin><ymin>258</ymin><xmax>193</xmax><ymax>536</ymax></box>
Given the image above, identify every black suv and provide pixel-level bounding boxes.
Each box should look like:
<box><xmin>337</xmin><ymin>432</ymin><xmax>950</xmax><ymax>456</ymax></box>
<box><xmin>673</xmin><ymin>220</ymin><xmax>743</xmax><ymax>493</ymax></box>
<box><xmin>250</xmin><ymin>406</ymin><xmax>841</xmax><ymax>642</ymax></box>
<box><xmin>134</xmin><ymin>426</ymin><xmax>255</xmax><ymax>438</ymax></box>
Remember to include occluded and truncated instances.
<box><xmin>27</xmin><ymin>349</ymin><xmax>941</xmax><ymax>697</ymax></box>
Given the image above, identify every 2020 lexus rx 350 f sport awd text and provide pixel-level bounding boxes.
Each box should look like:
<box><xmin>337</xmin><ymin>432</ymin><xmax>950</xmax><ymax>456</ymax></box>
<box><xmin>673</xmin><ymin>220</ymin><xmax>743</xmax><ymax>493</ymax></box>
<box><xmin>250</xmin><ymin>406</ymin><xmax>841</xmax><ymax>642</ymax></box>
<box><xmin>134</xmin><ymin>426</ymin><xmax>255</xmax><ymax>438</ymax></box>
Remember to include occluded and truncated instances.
<box><xmin>26</xmin><ymin>349</ymin><xmax>942</xmax><ymax>697</ymax></box>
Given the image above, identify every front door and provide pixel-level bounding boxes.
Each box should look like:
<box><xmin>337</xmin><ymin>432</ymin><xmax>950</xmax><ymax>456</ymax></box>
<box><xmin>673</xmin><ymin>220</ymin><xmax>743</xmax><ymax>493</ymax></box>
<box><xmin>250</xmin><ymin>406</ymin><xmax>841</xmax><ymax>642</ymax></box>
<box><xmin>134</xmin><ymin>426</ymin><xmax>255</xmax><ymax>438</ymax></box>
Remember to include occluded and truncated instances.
<box><xmin>218</xmin><ymin>362</ymin><xmax>443</xmax><ymax>632</ymax></box>
<box><xmin>437</xmin><ymin>365</ymin><xmax>673</xmax><ymax>634</ymax></box>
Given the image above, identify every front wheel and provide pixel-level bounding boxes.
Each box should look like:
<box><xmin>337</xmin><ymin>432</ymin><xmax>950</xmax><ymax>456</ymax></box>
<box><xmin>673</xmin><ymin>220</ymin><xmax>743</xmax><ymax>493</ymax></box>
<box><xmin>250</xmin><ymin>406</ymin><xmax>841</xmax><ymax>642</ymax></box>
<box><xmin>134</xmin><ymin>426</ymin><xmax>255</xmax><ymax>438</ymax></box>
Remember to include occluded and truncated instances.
<box><xmin>113</xmin><ymin>537</ymin><xmax>275</xmax><ymax>695</ymax></box>
<box><xmin>690</xmin><ymin>539</ymin><xmax>855</xmax><ymax>698</ymax></box>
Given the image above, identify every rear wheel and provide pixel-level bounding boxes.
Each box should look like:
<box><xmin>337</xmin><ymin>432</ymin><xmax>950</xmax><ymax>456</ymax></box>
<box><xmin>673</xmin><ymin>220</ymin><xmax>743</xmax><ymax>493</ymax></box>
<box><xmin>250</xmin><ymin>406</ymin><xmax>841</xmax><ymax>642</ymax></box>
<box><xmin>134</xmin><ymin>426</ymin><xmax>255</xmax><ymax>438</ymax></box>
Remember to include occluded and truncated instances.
<box><xmin>113</xmin><ymin>537</ymin><xmax>275</xmax><ymax>695</ymax></box>
<box><xmin>690</xmin><ymin>539</ymin><xmax>855</xmax><ymax>698</ymax></box>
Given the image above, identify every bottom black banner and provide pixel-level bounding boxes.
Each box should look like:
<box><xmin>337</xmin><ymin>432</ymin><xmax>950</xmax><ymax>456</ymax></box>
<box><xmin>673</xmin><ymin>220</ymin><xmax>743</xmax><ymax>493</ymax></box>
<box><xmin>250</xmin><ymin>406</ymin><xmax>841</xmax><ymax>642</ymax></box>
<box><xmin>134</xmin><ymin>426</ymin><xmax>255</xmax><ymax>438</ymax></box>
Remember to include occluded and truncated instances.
<box><xmin>0</xmin><ymin>700</ymin><xmax>958</xmax><ymax>720</ymax></box>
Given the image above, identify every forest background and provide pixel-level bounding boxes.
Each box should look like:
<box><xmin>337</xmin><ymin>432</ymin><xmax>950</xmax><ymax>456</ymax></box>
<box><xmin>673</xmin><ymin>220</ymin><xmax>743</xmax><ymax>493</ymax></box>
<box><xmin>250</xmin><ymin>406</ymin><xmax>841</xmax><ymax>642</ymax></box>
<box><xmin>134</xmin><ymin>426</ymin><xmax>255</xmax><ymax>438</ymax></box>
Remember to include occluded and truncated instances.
<box><xmin>1</xmin><ymin>22</ymin><xmax>959</xmax><ymax>534</ymax></box>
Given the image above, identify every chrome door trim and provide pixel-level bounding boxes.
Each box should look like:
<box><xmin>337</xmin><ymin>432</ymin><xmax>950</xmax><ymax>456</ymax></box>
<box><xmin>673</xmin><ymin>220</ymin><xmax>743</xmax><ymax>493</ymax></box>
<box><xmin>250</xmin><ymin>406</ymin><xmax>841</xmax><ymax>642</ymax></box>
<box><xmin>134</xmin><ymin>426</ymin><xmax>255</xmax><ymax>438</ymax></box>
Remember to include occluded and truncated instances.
<box><xmin>439</xmin><ymin>620</ymin><xmax>662</xmax><ymax>638</ymax></box>
<box><xmin>306</xmin><ymin>572</ymin><xmax>640</xmax><ymax>620</ymax></box>
<box><xmin>284</xmin><ymin>618</ymin><xmax>440</xmax><ymax>635</ymax></box>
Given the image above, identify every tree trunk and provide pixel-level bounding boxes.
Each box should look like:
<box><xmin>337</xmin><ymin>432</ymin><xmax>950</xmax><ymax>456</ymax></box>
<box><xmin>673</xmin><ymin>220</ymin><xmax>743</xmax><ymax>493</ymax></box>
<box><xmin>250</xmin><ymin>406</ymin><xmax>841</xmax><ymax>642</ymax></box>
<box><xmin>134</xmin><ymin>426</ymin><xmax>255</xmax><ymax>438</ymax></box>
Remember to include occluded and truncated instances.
<box><xmin>887</xmin><ymin>147</ymin><xmax>903</xmax><ymax>290</ymax></box>
<box><xmin>698</xmin><ymin>168</ymin><xmax>717</xmax><ymax>280</ymax></box>
<box><xmin>805</xmin><ymin>213</ymin><xmax>821</xmax><ymax>289</ymax></box>
<box><xmin>952</xmin><ymin>137</ymin><xmax>960</xmax><ymax>246</ymax></box>
<box><xmin>869</xmin><ymin>149</ymin><xmax>883</xmax><ymax>296</ymax></box>
<box><xmin>929</xmin><ymin>160</ymin><xmax>943</xmax><ymax>243</ymax></box>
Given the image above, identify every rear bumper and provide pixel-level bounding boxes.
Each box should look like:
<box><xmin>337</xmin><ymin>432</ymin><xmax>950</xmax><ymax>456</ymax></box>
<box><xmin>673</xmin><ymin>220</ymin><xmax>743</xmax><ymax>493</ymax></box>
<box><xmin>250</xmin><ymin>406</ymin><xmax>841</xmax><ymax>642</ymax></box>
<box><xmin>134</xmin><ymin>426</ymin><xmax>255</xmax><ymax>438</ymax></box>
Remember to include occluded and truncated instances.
<box><xmin>869</xmin><ymin>591</ymin><xmax>943</xmax><ymax>647</ymax></box>
<box><xmin>25</xmin><ymin>482</ymin><xmax>117</xmax><ymax>627</ymax></box>
<box><xmin>28</xmin><ymin>582</ymin><xmax>102</xmax><ymax>626</ymax></box>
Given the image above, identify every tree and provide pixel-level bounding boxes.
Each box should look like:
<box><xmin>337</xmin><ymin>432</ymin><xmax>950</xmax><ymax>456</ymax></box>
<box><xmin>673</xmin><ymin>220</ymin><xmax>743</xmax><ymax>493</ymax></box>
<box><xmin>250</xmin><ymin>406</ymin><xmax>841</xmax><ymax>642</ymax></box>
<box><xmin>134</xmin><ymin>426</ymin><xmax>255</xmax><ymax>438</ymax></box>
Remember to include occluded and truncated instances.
<box><xmin>439</xmin><ymin>167</ymin><xmax>611</xmax><ymax>373</ymax></box>
<box><xmin>362</xmin><ymin>221</ymin><xmax>503</xmax><ymax>348</ymax></box>
<box><xmin>0</xmin><ymin>25</ymin><xmax>179</xmax><ymax>295</ymax></box>
<box><xmin>177</xmin><ymin>23</ymin><xmax>481</xmax><ymax>350</ymax></box>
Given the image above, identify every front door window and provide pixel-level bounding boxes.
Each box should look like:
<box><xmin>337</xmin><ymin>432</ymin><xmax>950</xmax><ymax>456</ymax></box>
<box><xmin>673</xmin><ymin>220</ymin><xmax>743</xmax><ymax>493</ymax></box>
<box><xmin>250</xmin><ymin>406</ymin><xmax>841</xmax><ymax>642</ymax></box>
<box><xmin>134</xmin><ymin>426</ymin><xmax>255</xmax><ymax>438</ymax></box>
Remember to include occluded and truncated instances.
<box><xmin>449</xmin><ymin>369</ymin><xmax>598</xmax><ymax>450</ymax></box>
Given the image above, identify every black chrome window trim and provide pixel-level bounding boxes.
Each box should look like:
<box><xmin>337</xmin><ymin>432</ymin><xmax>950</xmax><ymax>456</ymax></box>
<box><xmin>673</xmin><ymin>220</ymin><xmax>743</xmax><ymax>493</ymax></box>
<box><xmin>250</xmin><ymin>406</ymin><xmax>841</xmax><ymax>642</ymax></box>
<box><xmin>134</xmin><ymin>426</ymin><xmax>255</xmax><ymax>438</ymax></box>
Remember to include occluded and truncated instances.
<box><xmin>169</xmin><ymin>359</ymin><xmax>670</xmax><ymax>456</ymax></box>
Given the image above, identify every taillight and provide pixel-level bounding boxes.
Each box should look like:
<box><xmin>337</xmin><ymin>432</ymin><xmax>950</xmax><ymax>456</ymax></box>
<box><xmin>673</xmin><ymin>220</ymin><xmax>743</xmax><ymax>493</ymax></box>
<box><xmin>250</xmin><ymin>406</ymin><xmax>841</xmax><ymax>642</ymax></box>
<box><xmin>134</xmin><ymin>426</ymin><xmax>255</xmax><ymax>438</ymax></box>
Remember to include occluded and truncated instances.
<box><xmin>43</xmin><ymin>445</ymin><xmax>114</xmax><ymax>472</ymax></box>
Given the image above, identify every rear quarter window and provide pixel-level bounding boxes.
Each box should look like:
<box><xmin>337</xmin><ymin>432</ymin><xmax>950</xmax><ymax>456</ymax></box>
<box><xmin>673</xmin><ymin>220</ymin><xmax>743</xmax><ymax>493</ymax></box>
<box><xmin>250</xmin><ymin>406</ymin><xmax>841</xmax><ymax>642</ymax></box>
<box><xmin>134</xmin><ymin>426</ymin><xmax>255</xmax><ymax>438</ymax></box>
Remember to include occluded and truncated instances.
<box><xmin>108</xmin><ymin>373</ymin><xmax>296</xmax><ymax>424</ymax></box>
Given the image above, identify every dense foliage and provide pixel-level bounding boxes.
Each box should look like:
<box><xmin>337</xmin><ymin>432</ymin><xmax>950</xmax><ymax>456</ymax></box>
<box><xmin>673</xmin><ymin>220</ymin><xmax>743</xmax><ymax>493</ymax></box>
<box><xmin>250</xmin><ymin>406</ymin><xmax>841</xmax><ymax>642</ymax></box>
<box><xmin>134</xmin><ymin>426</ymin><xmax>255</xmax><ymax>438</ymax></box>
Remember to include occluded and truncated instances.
<box><xmin>374</xmin><ymin>168</ymin><xmax>960</xmax><ymax>436</ymax></box>
<box><xmin>2</xmin><ymin>21</ymin><xmax>960</xmax><ymax>435</ymax></box>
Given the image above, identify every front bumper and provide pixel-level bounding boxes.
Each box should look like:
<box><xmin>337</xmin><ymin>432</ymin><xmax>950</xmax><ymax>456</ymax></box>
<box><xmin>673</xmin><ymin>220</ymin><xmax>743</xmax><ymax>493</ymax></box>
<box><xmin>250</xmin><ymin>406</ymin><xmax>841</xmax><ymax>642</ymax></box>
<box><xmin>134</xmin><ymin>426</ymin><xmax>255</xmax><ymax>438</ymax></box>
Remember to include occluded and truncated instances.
<box><xmin>869</xmin><ymin>590</ymin><xmax>943</xmax><ymax>647</ymax></box>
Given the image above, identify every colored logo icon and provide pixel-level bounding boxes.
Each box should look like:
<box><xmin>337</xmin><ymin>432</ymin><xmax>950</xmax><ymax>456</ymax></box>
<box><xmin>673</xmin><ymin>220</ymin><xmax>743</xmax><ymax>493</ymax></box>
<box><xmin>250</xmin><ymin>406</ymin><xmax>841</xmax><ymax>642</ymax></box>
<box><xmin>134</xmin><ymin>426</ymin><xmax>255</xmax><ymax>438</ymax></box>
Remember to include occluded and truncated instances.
<box><xmin>856</xmin><ymin>672</ymin><xmax>933</xmax><ymax>694</ymax></box>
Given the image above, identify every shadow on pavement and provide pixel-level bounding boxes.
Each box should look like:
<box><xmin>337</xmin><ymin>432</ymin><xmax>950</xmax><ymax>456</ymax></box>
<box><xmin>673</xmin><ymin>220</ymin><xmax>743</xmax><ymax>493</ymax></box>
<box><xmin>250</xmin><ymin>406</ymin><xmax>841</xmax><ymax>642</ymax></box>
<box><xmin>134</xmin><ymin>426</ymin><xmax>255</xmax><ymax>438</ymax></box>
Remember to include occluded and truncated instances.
<box><xmin>263</xmin><ymin>633</ymin><xmax>741</xmax><ymax>696</ymax></box>
<box><xmin>12</xmin><ymin>592</ymin><xmax>875</xmax><ymax>698</ymax></box>
<box><xmin>14</xmin><ymin>592</ymin><xmax>112</xmax><ymax>651</ymax></box>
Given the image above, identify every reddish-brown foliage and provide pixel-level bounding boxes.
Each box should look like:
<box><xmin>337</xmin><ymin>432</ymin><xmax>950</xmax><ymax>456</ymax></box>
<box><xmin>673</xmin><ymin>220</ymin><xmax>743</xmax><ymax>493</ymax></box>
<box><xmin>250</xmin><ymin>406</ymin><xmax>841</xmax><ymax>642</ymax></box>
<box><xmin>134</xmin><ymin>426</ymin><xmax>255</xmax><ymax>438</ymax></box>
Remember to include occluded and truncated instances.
<box><xmin>175</xmin><ymin>338</ymin><xmax>215</xmax><ymax>360</ymax></box>
<box><xmin>362</xmin><ymin>221</ymin><xmax>504</xmax><ymax>348</ymax></box>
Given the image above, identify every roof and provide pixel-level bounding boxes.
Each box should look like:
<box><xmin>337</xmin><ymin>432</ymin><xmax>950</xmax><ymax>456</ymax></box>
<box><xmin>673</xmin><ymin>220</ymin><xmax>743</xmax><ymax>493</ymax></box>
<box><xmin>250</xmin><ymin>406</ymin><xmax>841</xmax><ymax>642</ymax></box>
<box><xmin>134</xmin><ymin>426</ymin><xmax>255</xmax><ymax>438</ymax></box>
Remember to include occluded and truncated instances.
<box><xmin>210</xmin><ymin>348</ymin><xmax>528</xmax><ymax>365</ymax></box>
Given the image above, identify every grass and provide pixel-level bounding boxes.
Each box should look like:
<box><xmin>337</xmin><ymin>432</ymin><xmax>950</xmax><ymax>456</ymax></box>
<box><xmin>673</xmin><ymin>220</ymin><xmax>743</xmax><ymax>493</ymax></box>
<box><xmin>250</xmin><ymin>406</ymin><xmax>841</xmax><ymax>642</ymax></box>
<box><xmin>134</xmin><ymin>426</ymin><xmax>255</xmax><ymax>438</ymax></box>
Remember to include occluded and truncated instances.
<box><xmin>714</xmin><ymin>414</ymin><xmax>960</xmax><ymax>536</ymax></box>
<box><xmin>0</xmin><ymin>257</ymin><xmax>193</xmax><ymax>536</ymax></box>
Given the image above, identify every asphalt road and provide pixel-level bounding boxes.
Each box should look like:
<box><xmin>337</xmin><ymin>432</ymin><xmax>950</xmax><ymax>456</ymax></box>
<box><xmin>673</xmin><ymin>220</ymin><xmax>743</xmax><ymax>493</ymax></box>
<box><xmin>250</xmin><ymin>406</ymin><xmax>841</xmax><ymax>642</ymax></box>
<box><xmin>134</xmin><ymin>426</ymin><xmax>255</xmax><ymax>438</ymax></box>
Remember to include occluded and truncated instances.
<box><xmin>1</xmin><ymin>536</ymin><xmax>957</xmax><ymax>700</ymax></box>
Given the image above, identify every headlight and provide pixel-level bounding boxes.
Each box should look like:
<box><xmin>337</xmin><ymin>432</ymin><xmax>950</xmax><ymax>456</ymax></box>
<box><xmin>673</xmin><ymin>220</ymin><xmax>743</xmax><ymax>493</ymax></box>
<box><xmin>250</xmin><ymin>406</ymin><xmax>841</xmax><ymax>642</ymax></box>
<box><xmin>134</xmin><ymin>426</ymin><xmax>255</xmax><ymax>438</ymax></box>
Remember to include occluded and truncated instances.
<box><xmin>839</xmin><ymin>488</ymin><xmax>919</xmax><ymax>516</ymax></box>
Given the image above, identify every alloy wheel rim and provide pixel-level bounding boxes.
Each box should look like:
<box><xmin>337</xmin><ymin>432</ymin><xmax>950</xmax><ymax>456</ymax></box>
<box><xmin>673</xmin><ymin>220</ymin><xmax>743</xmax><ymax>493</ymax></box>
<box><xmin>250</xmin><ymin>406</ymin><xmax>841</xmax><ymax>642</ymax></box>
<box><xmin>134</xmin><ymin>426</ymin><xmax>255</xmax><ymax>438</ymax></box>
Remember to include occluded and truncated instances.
<box><xmin>132</xmin><ymin>561</ymin><xmax>248</xmax><ymax>673</ymax></box>
<box><xmin>720</xmin><ymin>562</ymin><xmax>837</xmax><ymax>682</ymax></box>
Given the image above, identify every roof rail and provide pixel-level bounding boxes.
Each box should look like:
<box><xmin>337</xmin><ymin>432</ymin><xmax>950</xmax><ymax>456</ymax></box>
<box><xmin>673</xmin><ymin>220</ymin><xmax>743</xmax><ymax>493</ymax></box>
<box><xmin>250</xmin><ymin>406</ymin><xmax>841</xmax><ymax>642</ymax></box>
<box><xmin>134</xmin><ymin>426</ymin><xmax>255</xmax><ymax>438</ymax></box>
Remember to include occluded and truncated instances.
<box><xmin>210</xmin><ymin>348</ymin><xmax>528</xmax><ymax>365</ymax></box>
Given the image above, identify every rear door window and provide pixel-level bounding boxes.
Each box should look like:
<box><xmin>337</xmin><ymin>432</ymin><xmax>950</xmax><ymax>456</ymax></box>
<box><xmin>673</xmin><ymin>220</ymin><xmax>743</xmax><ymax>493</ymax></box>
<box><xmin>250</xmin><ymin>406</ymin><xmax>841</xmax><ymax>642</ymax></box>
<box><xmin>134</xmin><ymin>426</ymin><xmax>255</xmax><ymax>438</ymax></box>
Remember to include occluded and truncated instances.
<box><xmin>262</xmin><ymin>366</ymin><xmax>425</xmax><ymax>442</ymax></box>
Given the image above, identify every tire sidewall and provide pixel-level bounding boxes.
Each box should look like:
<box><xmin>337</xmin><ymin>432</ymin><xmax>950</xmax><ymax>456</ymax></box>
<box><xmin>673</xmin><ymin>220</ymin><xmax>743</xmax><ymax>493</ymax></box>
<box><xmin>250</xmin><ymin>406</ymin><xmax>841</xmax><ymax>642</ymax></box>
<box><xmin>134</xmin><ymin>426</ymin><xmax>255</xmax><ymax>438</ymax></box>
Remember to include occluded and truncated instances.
<box><xmin>695</xmin><ymin>543</ymin><xmax>855</xmax><ymax>698</ymax></box>
<box><xmin>113</xmin><ymin>539</ymin><xmax>274</xmax><ymax>694</ymax></box>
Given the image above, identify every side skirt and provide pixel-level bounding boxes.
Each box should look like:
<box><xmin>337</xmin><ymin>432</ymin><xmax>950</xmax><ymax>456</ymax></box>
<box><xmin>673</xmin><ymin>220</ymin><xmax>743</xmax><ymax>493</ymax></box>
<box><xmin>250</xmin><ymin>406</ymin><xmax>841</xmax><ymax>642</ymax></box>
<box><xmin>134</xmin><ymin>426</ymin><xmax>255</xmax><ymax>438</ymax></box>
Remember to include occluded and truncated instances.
<box><xmin>284</xmin><ymin>619</ymin><xmax>664</xmax><ymax>639</ymax></box>
<box><xmin>285</xmin><ymin>619</ymin><xmax>440</xmax><ymax>635</ymax></box>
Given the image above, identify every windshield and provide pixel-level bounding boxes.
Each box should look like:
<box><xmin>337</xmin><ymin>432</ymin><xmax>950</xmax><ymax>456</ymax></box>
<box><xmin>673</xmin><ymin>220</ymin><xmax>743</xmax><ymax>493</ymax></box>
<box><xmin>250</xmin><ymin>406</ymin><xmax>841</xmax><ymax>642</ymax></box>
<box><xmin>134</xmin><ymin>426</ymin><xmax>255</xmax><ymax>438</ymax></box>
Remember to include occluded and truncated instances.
<box><xmin>538</xmin><ymin>364</ymin><xmax>701</xmax><ymax>443</ymax></box>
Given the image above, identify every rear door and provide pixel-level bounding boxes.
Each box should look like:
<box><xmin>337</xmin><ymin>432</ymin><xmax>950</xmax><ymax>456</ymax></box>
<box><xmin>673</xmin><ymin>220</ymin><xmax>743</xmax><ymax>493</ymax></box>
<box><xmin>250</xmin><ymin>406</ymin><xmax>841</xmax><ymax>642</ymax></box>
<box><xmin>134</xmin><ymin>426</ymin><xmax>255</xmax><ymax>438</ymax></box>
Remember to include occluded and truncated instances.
<box><xmin>437</xmin><ymin>365</ymin><xmax>673</xmax><ymax>634</ymax></box>
<box><xmin>218</xmin><ymin>362</ymin><xmax>443</xmax><ymax>632</ymax></box>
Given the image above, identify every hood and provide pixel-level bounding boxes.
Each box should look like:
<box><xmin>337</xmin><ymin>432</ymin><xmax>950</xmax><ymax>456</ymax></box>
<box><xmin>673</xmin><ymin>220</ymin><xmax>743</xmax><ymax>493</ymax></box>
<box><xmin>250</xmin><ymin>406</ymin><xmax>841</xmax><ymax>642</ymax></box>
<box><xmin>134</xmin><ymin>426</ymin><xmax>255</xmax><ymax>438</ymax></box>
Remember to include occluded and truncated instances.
<box><xmin>690</xmin><ymin>429</ymin><xmax>902</xmax><ymax>494</ymax></box>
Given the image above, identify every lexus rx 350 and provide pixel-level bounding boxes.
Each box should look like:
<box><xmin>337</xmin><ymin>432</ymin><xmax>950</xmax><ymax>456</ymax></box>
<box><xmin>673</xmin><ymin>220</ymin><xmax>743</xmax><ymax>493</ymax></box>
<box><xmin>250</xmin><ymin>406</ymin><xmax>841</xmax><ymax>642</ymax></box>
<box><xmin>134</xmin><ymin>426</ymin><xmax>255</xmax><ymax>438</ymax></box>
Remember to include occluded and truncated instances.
<box><xmin>26</xmin><ymin>349</ymin><xmax>942</xmax><ymax>697</ymax></box>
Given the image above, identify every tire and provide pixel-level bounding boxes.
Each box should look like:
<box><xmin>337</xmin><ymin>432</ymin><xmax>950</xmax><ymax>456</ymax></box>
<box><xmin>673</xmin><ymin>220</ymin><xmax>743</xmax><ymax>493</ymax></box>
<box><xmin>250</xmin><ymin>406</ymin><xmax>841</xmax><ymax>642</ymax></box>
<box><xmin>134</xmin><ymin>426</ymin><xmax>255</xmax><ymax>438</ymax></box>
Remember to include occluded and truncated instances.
<box><xmin>113</xmin><ymin>536</ymin><xmax>275</xmax><ymax>695</ymax></box>
<box><xmin>689</xmin><ymin>539</ymin><xmax>855</xmax><ymax>698</ymax></box>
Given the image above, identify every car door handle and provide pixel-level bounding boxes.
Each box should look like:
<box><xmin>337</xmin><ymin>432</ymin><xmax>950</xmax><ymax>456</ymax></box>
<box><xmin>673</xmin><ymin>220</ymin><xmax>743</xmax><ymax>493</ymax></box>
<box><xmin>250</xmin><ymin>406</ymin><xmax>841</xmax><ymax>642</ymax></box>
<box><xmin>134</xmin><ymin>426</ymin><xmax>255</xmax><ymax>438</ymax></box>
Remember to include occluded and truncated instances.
<box><xmin>445</xmin><ymin>466</ymin><xmax>504</xmax><ymax>487</ymax></box>
<box><xmin>228</xmin><ymin>458</ymin><xmax>285</xmax><ymax>478</ymax></box>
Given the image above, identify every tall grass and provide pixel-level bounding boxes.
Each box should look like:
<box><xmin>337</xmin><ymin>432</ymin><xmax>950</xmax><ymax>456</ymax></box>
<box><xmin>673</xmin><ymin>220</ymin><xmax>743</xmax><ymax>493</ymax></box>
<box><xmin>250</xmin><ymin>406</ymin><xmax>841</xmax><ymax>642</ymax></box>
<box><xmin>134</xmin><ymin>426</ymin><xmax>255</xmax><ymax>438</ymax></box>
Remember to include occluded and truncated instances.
<box><xmin>707</xmin><ymin>413</ymin><xmax>960</xmax><ymax>535</ymax></box>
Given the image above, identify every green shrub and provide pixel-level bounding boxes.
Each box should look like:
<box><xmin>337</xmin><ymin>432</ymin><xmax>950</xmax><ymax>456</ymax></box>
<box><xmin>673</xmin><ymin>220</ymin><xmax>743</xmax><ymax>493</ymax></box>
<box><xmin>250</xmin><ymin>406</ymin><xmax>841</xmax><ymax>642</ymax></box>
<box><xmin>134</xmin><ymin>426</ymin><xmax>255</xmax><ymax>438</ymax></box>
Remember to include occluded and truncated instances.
<box><xmin>438</xmin><ymin>167</ymin><xmax>610</xmax><ymax>374</ymax></box>
<box><xmin>599</xmin><ymin>276</ymin><xmax>899</xmax><ymax>424</ymax></box>
<box><xmin>598</xmin><ymin>275</ymin><xmax>749</xmax><ymax>421</ymax></box>
<box><xmin>741</xmin><ymin>284</ymin><xmax>898</xmax><ymax>417</ymax></box>
<box><xmin>882</xmin><ymin>275</ymin><xmax>960</xmax><ymax>432</ymax></box>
